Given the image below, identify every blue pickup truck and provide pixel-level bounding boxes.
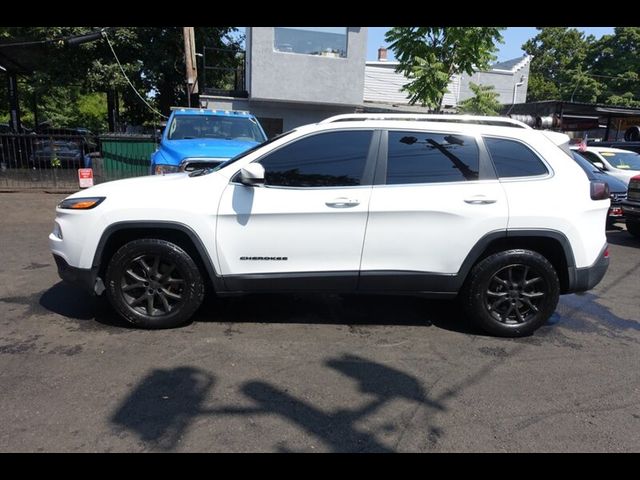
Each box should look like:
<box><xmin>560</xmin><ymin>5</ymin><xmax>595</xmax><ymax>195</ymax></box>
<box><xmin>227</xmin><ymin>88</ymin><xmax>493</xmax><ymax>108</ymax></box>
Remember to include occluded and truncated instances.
<box><xmin>151</xmin><ymin>108</ymin><xmax>267</xmax><ymax>175</ymax></box>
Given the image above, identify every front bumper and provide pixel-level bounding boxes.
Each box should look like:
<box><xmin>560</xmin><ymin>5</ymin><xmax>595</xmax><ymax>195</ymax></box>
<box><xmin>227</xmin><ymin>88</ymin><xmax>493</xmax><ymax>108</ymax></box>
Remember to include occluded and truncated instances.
<box><xmin>567</xmin><ymin>244</ymin><xmax>610</xmax><ymax>293</ymax></box>
<box><xmin>53</xmin><ymin>254</ymin><xmax>102</xmax><ymax>295</ymax></box>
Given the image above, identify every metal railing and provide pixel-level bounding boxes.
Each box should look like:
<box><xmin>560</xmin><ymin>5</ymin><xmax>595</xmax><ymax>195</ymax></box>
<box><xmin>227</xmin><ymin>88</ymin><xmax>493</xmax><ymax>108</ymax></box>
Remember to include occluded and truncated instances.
<box><xmin>201</xmin><ymin>47</ymin><xmax>247</xmax><ymax>97</ymax></box>
<box><xmin>0</xmin><ymin>132</ymin><xmax>158</xmax><ymax>191</ymax></box>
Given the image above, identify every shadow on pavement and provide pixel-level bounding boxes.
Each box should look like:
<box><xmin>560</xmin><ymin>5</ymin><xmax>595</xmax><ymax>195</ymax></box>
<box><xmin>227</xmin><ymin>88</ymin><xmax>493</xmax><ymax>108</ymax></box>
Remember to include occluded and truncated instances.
<box><xmin>111</xmin><ymin>367</ymin><xmax>215</xmax><ymax>451</ymax></box>
<box><xmin>606</xmin><ymin>228</ymin><xmax>640</xmax><ymax>248</ymax></box>
<box><xmin>196</xmin><ymin>293</ymin><xmax>485</xmax><ymax>335</ymax></box>
<box><xmin>38</xmin><ymin>280</ymin><xmax>484</xmax><ymax>334</ymax></box>
<box><xmin>110</xmin><ymin>351</ymin><xmax>512</xmax><ymax>452</ymax></box>
<box><xmin>39</xmin><ymin>281</ymin><xmax>132</xmax><ymax>329</ymax></box>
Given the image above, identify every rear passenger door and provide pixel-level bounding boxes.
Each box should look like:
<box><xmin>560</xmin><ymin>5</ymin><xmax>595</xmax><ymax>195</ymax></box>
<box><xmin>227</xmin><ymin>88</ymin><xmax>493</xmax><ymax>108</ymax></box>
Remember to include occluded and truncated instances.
<box><xmin>482</xmin><ymin>136</ymin><xmax>552</xmax><ymax>231</ymax></box>
<box><xmin>359</xmin><ymin>129</ymin><xmax>509</xmax><ymax>291</ymax></box>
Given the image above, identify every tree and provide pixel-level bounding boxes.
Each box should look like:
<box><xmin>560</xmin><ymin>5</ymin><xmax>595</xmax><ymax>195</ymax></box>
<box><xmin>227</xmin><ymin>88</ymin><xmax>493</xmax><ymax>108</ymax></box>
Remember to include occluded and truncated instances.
<box><xmin>0</xmin><ymin>27</ymin><xmax>241</xmax><ymax>131</ymax></box>
<box><xmin>385</xmin><ymin>27</ymin><xmax>504</xmax><ymax>110</ymax></box>
<box><xmin>457</xmin><ymin>82</ymin><xmax>502</xmax><ymax>115</ymax></box>
<box><xmin>588</xmin><ymin>27</ymin><xmax>640</xmax><ymax>107</ymax></box>
<box><xmin>523</xmin><ymin>27</ymin><xmax>640</xmax><ymax>106</ymax></box>
<box><xmin>522</xmin><ymin>28</ymin><xmax>595</xmax><ymax>102</ymax></box>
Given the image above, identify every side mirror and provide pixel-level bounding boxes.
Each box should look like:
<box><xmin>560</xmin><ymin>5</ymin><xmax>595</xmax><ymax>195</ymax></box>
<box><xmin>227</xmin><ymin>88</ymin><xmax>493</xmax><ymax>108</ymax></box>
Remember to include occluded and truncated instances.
<box><xmin>238</xmin><ymin>163</ymin><xmax>265</xmax><ymax>186</ymax></box>
<box><xmin>592</xmin><ymin>160</ymin><xmax>606</xmax><ymax>170</ymax></box>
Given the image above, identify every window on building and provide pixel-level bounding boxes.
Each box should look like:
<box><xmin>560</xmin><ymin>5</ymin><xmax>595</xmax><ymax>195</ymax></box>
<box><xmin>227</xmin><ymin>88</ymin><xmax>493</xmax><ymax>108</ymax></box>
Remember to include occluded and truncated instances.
<box><xmin>259</xmin><ymin>130</ymin><xmax>372</xmax><ymax>187</ymax></box>
<box><xmin>386</xmin><ymin>131</ymin><xmax>480</xmax><ymax>184</ymax></box>
<box><xmin>274</xmin><ymin>27</ymin><xmax>348</xmax><ymax>58</ymax></box>
<box><xmin>484</xmin><ymin>137</ymin><xmax>549</xmax><ymax>178</ymax></box>
<box><xmin>257</xmin><ymin>117</ymin><xmax>284</xmax><ymax>139</ymax></box>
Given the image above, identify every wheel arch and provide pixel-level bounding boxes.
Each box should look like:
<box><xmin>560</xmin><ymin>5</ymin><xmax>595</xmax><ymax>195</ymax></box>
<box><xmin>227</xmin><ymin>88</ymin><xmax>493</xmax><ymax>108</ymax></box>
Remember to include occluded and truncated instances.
<box><xmin>458</xmin><ymin>230</ymin><xmax>576</xmax><ymax>294</ymax></box>
<box><xmin>93</xmin><ymin>221</ymin><xmax>224</xmax><ymax>292</ymax></box>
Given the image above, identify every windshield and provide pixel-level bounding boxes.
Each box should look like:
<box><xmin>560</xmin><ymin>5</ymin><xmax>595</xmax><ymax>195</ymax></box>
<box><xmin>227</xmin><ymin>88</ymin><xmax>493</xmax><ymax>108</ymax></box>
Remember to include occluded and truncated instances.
<box><xmin>167</xmin><ymin>115</ymin><xmax>266</xmax><ymax>143</ymax></box>
<box><xmin>599</xmin><ymin>151</ymin><xmax>640</xmax><ymax>170</ymax></box>
<box><xmin>210</xmin><ymin>129</ymin><xmax>298</xmax><ymax>172</ymax></box>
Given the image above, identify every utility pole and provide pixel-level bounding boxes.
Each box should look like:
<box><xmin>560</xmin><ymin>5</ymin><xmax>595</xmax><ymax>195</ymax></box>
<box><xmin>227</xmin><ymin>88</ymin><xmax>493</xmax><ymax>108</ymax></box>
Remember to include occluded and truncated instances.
<box><xmin>7</xmin><ymin>72</ymin><xmax>22</xmax><ymax>133</ymax></box>
<box><xmin>183</xmin><ymin>27</ymin><xmax>199</xmax><ymax>107</ymax></box>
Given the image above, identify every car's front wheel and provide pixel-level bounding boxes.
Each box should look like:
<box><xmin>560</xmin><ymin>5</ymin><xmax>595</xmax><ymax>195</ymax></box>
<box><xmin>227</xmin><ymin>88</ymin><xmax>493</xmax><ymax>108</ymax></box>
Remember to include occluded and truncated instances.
<box><xmin>105</xmin><ymin>239</ymin><xmax>205</xmax><ymax>329</ymax></box>
<box><xmin>461</xmin><ymin>249</ymin><xmax>560</xmax><ymax>337</ymax></box>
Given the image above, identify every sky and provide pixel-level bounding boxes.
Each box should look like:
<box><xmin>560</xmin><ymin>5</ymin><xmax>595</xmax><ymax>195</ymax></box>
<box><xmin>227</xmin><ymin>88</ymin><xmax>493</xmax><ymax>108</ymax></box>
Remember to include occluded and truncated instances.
<box><xmin>366</xmin><ymin>27</ymin><xmax>616</xmax><ymax>62</ymax></box>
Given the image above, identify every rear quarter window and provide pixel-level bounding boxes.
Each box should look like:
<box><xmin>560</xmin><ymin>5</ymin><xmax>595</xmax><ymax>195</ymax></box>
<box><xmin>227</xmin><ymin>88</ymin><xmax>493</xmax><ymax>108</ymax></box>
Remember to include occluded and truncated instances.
<box><xmin>484</xmin><ymin>137</ymin><xmax>549</xmax><ymax>178</ymax></box>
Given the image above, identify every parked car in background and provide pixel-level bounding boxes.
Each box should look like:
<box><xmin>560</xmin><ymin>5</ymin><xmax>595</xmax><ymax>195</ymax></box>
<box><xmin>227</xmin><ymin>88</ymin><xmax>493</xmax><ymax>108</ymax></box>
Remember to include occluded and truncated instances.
<box><xmin>588</xmin><ymin>141</ymin><xmax>640</xmax><ymax>155</ymax></box>
<box><xmin>571</xmin><ymin>146</ymin><xmax>640</xmax><ymax>185</ymax></box>
<box><xmin>572</xmin><ymin>151</ymin><xmax>628</xmax><ymax>225</ymax></box>
<box><xmin>30</xmin><ymin>127</ymin><xmax>98</xmax><ymax>169</ymax></box>
<box><xmin>621</xmin><ymin>174</ymin><xmax>640</xmax><ymax>239</ymax></box>
<box><xmin>150</xmin><ymin>108</ymin><xmax>267</xmax><ymax>175</ymax></box>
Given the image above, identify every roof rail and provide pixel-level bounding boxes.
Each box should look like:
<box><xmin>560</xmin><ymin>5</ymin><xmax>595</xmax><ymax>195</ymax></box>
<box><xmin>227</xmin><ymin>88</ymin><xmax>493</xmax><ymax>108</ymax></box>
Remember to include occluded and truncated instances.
<box><xmin>319</xmin><ymin>113</ymin><xmax>531</xmax><ymax>129</ymax></box>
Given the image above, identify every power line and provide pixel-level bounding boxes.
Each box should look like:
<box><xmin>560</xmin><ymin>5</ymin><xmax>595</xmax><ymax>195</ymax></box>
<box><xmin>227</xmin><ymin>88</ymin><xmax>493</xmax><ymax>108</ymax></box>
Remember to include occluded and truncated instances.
<box><xmin>102</xmin><ymin>30</ymin><xmax>168</xmax><ymax>120</ymax></box>
<box><xmin>0</xmin><ymin>29</ymin><xmax>111</xmax><ymax>48</ymax></box>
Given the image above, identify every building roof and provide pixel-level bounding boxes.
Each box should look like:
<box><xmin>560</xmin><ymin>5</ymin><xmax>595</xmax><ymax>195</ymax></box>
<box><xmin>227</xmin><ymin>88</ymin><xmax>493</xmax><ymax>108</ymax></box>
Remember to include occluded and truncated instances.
<box><xmin>503</xmin><ymin>100</ymin><xmax>640</xmax><ymax>118</ymax></box>
<box><xmin>490</xmin><ymin>55</ymin><xmax>531</xmax><ymax>73</ymax></box>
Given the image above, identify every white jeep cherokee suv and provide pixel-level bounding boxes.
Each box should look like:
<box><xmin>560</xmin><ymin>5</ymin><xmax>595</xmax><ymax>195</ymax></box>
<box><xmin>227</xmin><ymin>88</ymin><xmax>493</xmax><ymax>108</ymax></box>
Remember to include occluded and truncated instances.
<box><xmin>49</xmin><ymin>114</ymin><xmax>611</xmax><ymax>337</ymax></box>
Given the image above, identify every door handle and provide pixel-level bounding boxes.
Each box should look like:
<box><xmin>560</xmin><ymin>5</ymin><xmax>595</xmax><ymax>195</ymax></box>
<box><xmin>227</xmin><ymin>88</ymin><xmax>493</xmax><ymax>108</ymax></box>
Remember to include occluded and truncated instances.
<box><xmin>464</xmin><ymin>197</ymin><xmax>497</xmax><ymax>205</ymax></box>
<box><xmin>326</xmin><ymin>198</ymin><xmax>360</xmax><ymax>208</ymax></box>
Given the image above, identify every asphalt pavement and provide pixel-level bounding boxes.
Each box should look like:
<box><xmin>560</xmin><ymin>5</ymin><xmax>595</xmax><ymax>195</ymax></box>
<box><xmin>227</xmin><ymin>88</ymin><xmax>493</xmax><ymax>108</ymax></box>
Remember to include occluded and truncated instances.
<box><xmin>0</xmin><ymin>191</ymin><xmax>639</xmax><ymax>452</ymax></box>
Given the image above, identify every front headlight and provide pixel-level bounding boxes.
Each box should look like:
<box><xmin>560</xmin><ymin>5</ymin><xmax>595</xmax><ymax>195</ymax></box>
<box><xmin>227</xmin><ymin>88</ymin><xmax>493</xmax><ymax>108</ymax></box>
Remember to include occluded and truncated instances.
<box><xmin>154</xmin><ymin>164</ymin><xmax>180</xmax><ymax>175</ymax></box>
<box><xmin>58</xmin><ymin>197</ymin><xmax>105</xmax><ymax>210</ymax></box>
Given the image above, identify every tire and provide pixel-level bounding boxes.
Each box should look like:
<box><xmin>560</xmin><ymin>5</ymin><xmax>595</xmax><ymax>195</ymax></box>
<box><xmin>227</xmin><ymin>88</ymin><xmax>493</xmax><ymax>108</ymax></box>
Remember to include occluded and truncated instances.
<box><xmin>105</xmin><ymin>239</ymin><xmax>205</xmax><ymax>329</ymax></box>
<box><xmin>461</xmin><ymin>249</ymin><xmax>560</xmax><ymax>337</ymax></box>
<box><xmin>624</xmin><ymin>126</ymin><xmax>640</xmax><ymax>142</ymax></box>
<box><xmin>627</xmin><ymin>220</ymin><xmax>640</xmax><ymax>239</ymax></box>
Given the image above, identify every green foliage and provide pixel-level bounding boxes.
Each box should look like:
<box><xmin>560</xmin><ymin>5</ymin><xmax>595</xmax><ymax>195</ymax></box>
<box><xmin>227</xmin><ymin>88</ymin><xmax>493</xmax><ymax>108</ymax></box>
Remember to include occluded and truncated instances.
<box><xmin>457</xmin><ymin>82</ymin><xmax>502</xmax><ymax>115</ymax></box>
<box><xmin>524</xmin><ymin>27</ymin><xmax>640</xmax><ymax>106</ymax></box>
<box><xmin>522</xmin><ymin>27</ymin><xmax>592</xmax><ymax>101</ymax></box>
<box><xmin>385</xmin><ymin>27</ymin><xmax>504</xmax><ymax>109</ymax></box>
<box><xmin>0</xmin><ymin>27</ymin><xmax>239</xmax><ymax>131</ymax></box>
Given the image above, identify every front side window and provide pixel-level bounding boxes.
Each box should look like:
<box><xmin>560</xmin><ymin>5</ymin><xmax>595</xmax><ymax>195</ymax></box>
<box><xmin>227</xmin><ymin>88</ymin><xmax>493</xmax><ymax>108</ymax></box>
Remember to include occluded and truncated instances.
<box><xmin>386</xmin><ymin>131</ymin><xmax>480</xmax><ymax>184</ymax></box>
<box><xmin>258</xmin><ymin>130</ymin><xmax>372</xmax><ymax>187</ymax></box>
<box><xmin>274</xmin><ymin>27</ymin><xmax>348</xmax><ymax>58</ymax></box>
<box><xmin>484</xmin><ymin>137</ymin><xmax>549</xmax><ymax>178</ymax></box>
<box><xmin>167</xmin><ymin>115</ymin><xmax>266</xmax><ymax>143</ymax></box>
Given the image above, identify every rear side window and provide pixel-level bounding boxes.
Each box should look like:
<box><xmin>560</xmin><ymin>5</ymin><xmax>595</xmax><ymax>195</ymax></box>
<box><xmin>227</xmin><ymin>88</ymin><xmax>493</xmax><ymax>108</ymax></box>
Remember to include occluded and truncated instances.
<box><xmin>258</xmin><ymin>130</ymin><xmax>372</xmax><ymax>187</ymax></box>
<box><xmin>484</xmin><ymin>137</ymin><xmax>548</xmax><ymax>178</ymax></box>
<box><xmin>386</xmin><ymin>131</ymin><xmax>480</xmax><ymax>184</ymax></box>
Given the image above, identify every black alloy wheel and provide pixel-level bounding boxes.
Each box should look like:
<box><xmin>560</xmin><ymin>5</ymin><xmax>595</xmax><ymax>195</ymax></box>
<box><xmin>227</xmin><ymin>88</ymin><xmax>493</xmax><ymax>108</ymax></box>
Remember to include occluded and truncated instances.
<box><xmin>105</xmin><ymin>239</ymin><xmax>204</xmax><ymax>329</ymax></box>
<box><xmin>484</xmin><ymin>264</ymin><xmax>546</xmax><ymax>325</ymax></box>
<box><xmin>120</xmin><ymin>254</ymin><xmax>185</xmax><ymax>317</ymax></box>
<box><xmin>462</xmin><ymin>249</ymin><xmax>560</xmax><ymax>337</ymax></box>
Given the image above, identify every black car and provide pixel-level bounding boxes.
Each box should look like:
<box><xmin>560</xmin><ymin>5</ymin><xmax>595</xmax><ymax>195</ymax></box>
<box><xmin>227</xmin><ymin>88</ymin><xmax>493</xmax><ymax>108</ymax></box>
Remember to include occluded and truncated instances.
<box><xmin>621</xmin><ymin>174</ymin><xmax>640</xmax><ymax>239</ymax></box>
<box><xmin>30</xmin><ymin>127</ymin><xmax>98</xmax><ymax>169</ymax></box>
<box><xmin>572</xmin><ymin>151</ymin><xmax>628</xmax><ymax>224</ymax></box>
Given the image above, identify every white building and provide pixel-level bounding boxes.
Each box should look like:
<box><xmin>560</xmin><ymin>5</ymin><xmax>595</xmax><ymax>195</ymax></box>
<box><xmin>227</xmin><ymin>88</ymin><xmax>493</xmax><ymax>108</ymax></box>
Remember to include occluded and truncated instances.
<box><xmin>364</xmin><ymin>48</ymin><xmax>532</xmax><ymax>111</ymax></box>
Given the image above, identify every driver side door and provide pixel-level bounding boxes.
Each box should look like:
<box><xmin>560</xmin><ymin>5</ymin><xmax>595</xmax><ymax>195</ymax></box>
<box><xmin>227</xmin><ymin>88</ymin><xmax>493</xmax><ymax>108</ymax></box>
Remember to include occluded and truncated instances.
<box><xmin>216</xmin><ymin>129</ymin><xmax>379</xmax><ymax>292</ymax></box>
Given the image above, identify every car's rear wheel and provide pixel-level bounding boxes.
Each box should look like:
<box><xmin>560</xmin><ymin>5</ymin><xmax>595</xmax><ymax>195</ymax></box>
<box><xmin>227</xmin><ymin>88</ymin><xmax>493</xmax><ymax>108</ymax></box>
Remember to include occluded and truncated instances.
<box><xmin>105</xmin><ymin>239</ymin><xmax>204</xmax><ymax>329</ymax></box>
<box><xmin>461</xmin><ymin>249</ymin><xmax>560</xmax><ymax>337</ymax></box>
